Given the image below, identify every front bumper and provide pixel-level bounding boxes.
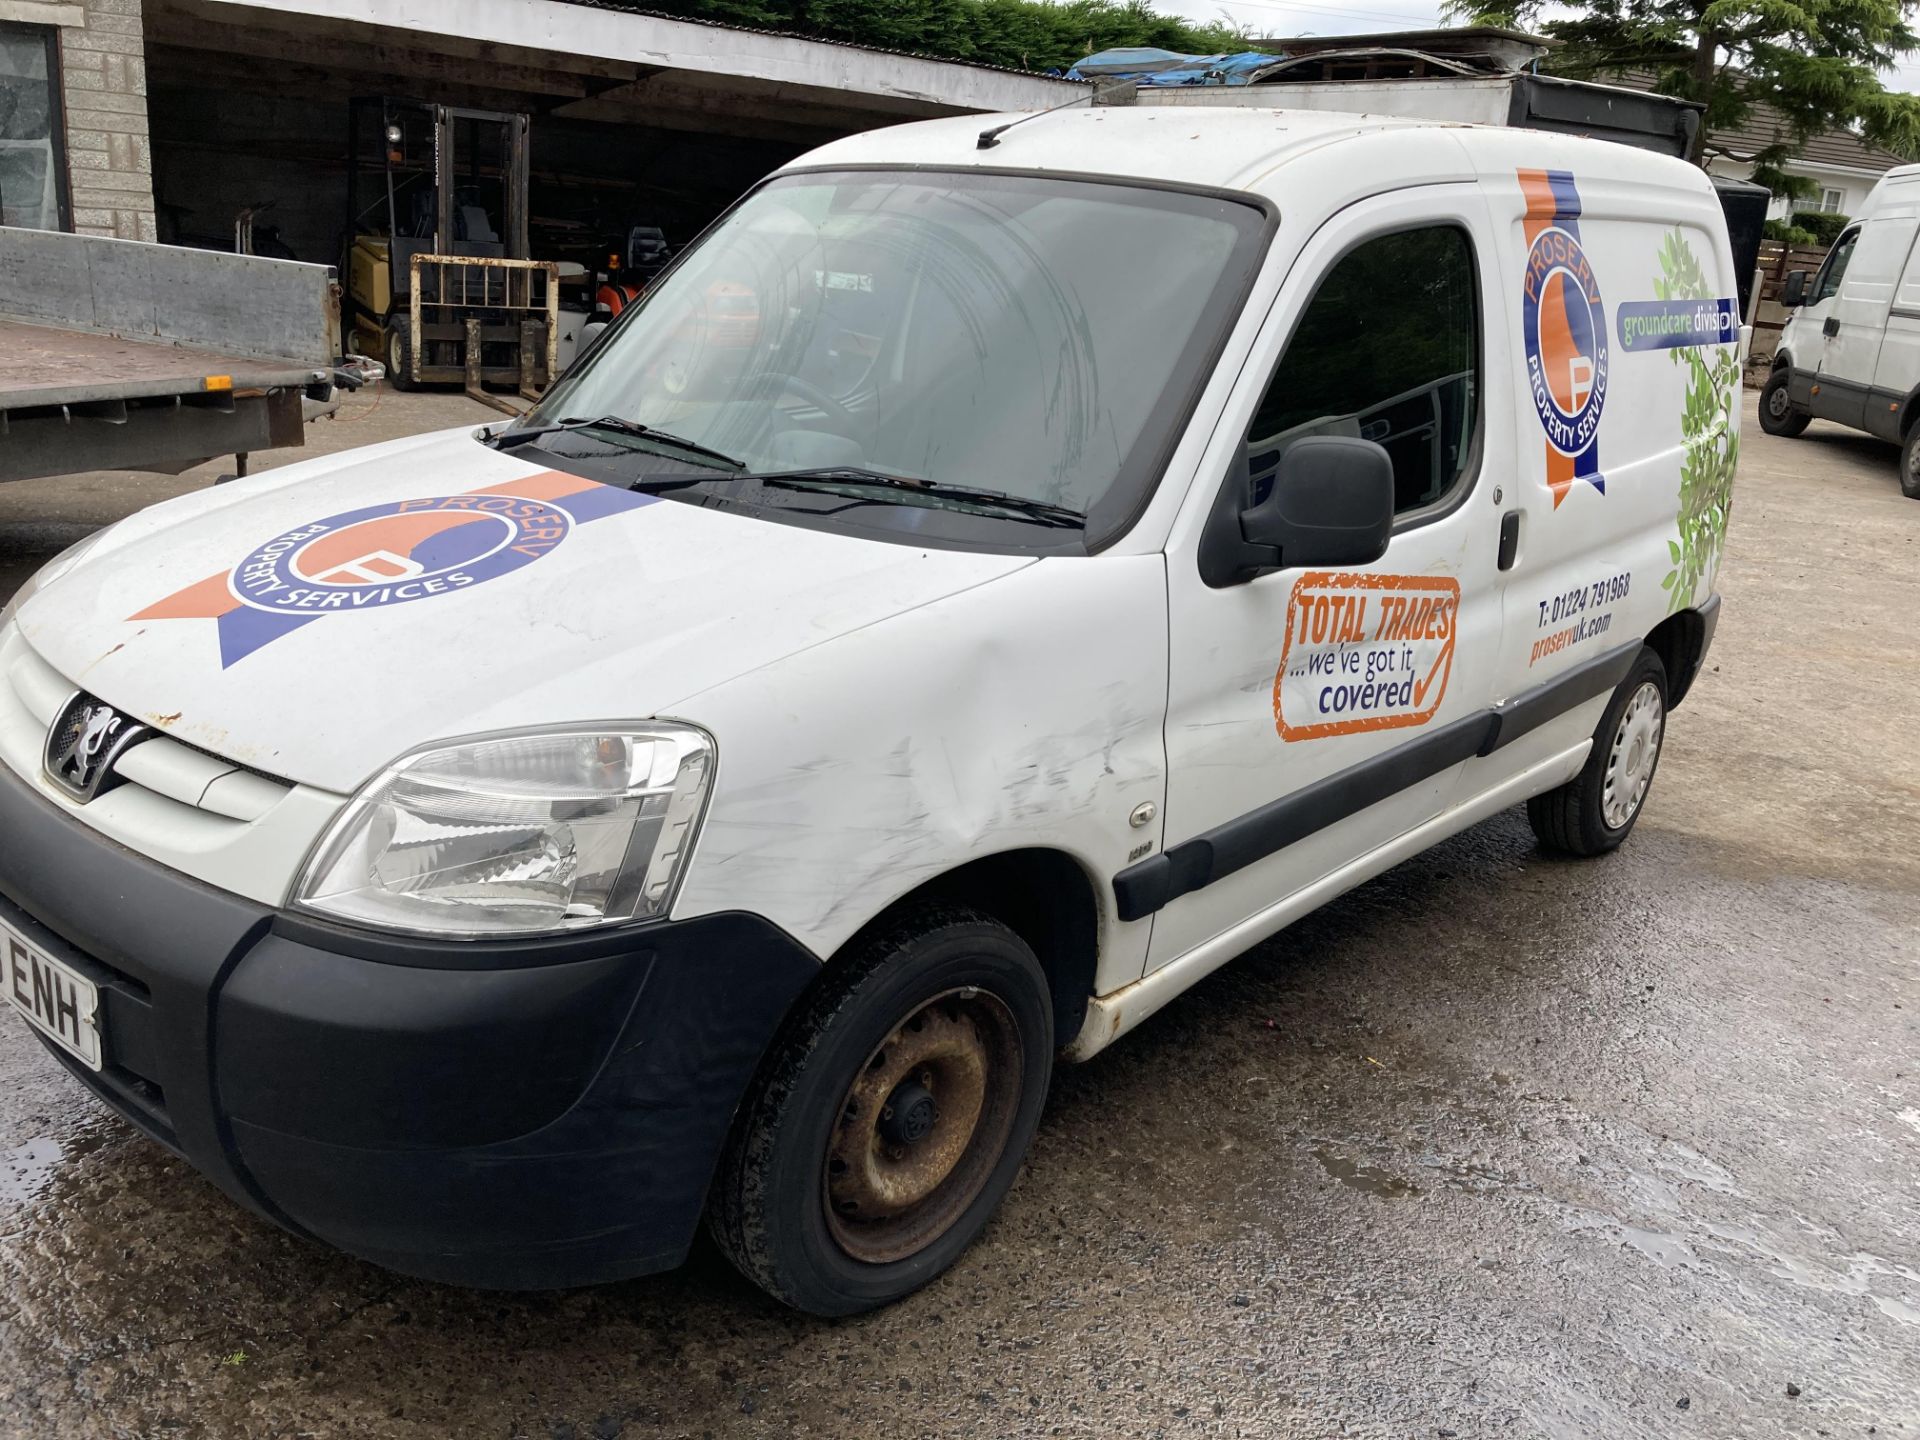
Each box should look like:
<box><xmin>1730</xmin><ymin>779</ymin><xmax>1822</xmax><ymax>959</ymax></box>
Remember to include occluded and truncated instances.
<box><xmin>0</xmin><ymin>758</ymin><xmax>818</xmax><ymax>1288</ymax></box>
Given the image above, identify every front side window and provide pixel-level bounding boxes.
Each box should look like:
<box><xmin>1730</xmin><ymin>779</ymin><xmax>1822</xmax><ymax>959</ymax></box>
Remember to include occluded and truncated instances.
<box><xmin>1244</xmin><ymin>225</ymin><xmax>1480</xmax><ymax>516</ymax></box>
<box><xmin>527</xmin><ymin>170</ymin><xmax>1269</xmax><ymax>550</ymax></box>
<box><xmin>0</xmin><ymin>23</ymin><xmax>67</xmax><ymax>232</ymax></box>
<box><xmin>1813</xmin><ymin>228</ymin><xmax>1859</xmax><ymax>304</ymax></box>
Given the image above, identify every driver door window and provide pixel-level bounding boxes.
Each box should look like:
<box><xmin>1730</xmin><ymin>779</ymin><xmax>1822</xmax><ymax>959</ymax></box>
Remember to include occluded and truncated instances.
<box><xmin>1813</xmin><ymin>228</ymin><xmax>1859</xmax><ymax>304</ymax></box>
<box><xmin>1245</xmin><ymin>225</ymin><xmax>1480</xmax><ymax>516</ymax></box>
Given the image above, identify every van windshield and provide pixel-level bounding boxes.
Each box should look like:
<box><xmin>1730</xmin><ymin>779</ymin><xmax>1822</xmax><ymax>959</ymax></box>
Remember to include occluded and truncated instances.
<box><xmin>525</xmin><ymin>169</ymin><xmax>1268</xmax><ymax>550</ymax></box>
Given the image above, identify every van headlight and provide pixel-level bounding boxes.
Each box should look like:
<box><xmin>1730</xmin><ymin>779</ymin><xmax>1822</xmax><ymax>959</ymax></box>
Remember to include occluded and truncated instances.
<box><xmin>294</xmin><ymin>724</ymin><xmax>713</xmax><ymax>938</ymax></box>
<box><xmin>1</xmin><ymin>527</ymin><xmax>112</xmax><ymax>634</ymax></box>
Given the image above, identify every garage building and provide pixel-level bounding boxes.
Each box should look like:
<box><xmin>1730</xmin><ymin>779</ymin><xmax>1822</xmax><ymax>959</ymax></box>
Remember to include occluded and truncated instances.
<box><xmin>4</xmin><ymin>0</ymin><xmax>1073</xmax><ymax>268</ymax></box>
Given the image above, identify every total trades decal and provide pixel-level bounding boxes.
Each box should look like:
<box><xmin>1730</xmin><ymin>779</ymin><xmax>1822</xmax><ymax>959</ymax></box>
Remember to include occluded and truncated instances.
<box><xmin>1273</xmin><ymin>572</ymin><xmax>1459</xmax><ymax>741</ymax></box>
<box><xmin>1519</xmin><ymin>167</ymin><xmax>1607</xmax><ymax>508</ymax></box>
<box><xmin>133</xmin><ymin>471</ymin><xmax>653</xmax><ymax>667</ymax></box>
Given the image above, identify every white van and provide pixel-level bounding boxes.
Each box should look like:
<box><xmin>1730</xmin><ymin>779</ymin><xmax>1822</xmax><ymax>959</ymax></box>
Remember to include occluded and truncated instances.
<box><xmin>0</xmin><ymin>108</ymin><xmax>1736</xmax><ymax>1315</ymax></box>
<box><xmin>1762</xmin><ymin>163</ymin><xmax>1920</xmax><ymax>497</ymax></box>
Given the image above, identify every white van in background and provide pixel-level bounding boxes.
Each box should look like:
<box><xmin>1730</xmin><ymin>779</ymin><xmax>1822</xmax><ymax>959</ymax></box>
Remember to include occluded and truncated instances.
<box><xmin>1763</xmin><ymin>164</ymin><xmax>1920</xmax><ymax>497</ymax></box>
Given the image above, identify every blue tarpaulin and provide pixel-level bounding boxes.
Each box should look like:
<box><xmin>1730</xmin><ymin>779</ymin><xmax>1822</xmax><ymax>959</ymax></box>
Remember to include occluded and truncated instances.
<box><xmin>1064</xmin><ymin>47</ymin><xmax>1284</xmax><ymax>87</ymax></box>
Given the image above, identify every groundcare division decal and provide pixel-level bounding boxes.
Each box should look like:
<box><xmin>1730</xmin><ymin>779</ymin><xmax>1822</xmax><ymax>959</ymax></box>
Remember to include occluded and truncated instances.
<box><xmin>133</xmin><ymin>471</ymin><xmax>653</xmax><ymax>666</ymax></box>
<box><xmin>1616</xmin><ymin>296</ymin><xmax>1739</xmax><ymax>352</ymax></box>
<box><xmin>1273</xmin><ymin>572</ymin><xmax>1459</xmax><ymax>741</ymax></box>
<box><xmin>1646</xmin><ymin>228</ymin><xmax>1740</xmax><ymax>612</ymax></box>
<box><xmin>1520</xmin><ymin>167</ymin><xmax>1608</xmax><ymax>509</ymax></box>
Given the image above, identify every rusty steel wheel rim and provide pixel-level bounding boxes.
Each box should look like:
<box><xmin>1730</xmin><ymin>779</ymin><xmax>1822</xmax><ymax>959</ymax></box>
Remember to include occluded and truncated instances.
<box><xmin>823</xmin><ymin>987</ymin><xmax>1024</xmax><ymax>1265</ymax></box>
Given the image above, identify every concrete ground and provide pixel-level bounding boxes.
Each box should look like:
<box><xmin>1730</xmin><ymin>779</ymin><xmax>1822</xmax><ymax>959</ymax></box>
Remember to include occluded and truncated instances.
<box><xmin>0</xmin><ymin>389</ymin><xmax>1915</xmax><ymax>1439</ymax></box>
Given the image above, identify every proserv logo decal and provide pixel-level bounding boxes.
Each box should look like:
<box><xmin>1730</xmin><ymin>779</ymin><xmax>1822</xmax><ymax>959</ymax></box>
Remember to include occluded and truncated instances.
<box><xmin>1273</xmin><ymin>572</ymin><xmax>1459</xmax><ymax>741</ymax></box>
<box><xmin>1519</xmin><ymin>167</ymin><xmax>1608</xmax><ymax>509</ymax></box>
<box><xmin>133</xmin><ymin>471</ymin><xmax>654</xmax><ymax>666</ymax></box>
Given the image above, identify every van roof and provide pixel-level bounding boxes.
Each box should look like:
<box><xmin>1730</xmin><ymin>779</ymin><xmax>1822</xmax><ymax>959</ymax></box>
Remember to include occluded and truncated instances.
<box><xmin>780</xmin><ymin>105</ymin><xmax>1700</xmax><ymax>198</ymax></box>
<box><xmin>781</xmin><ymin>107</ymin><xmax>1430</xmax><ymax>193</ymax></box>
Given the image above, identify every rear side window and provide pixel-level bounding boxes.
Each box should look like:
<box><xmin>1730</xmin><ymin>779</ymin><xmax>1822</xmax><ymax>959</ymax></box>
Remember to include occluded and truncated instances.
<box><xmin>1246</xmin><ymin>225</ymin><xmax>1480</xmax><ymax>515</ymax></box>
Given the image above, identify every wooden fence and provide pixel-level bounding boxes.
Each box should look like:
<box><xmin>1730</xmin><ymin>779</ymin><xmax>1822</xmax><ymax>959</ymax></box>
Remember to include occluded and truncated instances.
<box><xmin>1747</xmin><ymin>239</ymin><xmax>1831</xmax><ymax>364</ymax></box>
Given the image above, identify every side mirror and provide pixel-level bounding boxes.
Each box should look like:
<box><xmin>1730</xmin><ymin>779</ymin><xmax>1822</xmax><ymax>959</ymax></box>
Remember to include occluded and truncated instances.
<box><xmin>1781</xmin><ymin>270</ymin><xmax>1809</xmax><ymax>307</ymax></box>
<box><xmin>566</xmin><ymin>319</ymin><xmax>611</xmax><ymax>375</ymax></box>
<box><xmin>1199</xmin><ymin>436</ymin><xmax>1395</xmax><ymax>588</ymax></box>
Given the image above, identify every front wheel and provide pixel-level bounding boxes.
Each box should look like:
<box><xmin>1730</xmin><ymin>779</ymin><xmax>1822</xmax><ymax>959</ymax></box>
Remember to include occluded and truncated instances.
<box><xmin>1901</xmin><ymin>424</ymin><xmax>1920</xmax><ymax>500</ymax></box>
<box><xmin>1528</xmin><ymin>648</ymin><xmax>1669</xmax><ymax>857</ymax></box>
<box><xmin>1758</xmin><ymin>368</ymin><xmax>1810</xmax><ymax>437</ymax></box>
<box><xmin>707</xmin><ymin>904</ymin><xmax>1053</xmax><ymax>1316</ymax></box>
<box><xmin>383</xmin><ymin>323</ymin><xmax>416</xmax><ymax>392</ymax></box>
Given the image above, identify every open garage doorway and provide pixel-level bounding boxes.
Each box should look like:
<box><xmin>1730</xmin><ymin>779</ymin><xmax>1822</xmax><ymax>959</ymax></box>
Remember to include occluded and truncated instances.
<box><xmin>136</xmin><ymin>0</ymin><xmax>1059</xmax><ymax>388</ymax></box>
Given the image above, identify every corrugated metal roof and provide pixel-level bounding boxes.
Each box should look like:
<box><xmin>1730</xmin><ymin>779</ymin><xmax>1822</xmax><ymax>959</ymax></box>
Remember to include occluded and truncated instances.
<box><xmin>545</xmin><ymin>0</ymin><xmax>1075</xmax><ymax>82</ymax></box>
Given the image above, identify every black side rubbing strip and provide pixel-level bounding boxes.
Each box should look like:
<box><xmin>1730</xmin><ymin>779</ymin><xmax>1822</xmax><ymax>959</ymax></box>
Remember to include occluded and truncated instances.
<box><xmin>1476</xmin><ymin>642</ymin><xmax>1638</xmax><ymax>757</ymax></box>
<box><xmin>1694</xmin><ymin>593</ymin><xmax>1721</xmax><ymax>670</ymax></box>
<box><xmin>1114</xmin><ymin>639</ymin><xmax>1643</xmax><ymax>922</ymax></box>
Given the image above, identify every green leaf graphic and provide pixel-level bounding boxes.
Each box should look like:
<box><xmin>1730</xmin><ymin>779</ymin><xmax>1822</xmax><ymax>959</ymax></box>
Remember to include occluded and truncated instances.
<box><xmin>1654</xmin><ymin>229</ymin><xmax>1736</xmax><ymax>612</ymax></box>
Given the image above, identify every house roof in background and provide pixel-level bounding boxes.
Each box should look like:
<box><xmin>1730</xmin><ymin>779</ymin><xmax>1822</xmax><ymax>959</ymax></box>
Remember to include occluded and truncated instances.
<box><xmin>1707</xmin><ymin>103</ymin><xmax>1908</xmax><ymax>172</ymax></box>
<box><xmin>1606</xmin><ymin>70</ymin><xmax>1907</xmax><ymax>172</ymax></box>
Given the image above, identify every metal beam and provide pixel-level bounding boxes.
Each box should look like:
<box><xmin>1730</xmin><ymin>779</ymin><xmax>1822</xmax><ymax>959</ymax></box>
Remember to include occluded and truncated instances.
<box><xmin>145</xmin><ymin>35</ymin><xmax>879</xmax><ymax>145</ymax></box>
<box><xmin>179</xmin><ymin>0</ymin><xmax>1079</xmax><ymax>114</ymax></box>
<box><xmin>0</xmin><ymin>390</ymin><xmax>300</xmax><ymax>484</ymax></box>
<box><xmin>148</xmin><ymin>2</ymin><xmax>622</xmax><ymax>99</ymax></box>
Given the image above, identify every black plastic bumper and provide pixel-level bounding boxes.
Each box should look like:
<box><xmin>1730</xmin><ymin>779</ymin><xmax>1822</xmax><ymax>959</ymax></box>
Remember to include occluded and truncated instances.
<box><xmin>0</xmin><ymin>759</ymin><xmax>819</xmax><ymax>1288</ymax></box>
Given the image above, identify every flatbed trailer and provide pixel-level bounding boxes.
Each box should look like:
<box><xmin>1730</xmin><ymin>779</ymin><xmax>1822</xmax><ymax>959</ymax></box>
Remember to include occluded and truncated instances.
<box><xmin>0</xmin><ymin>228</ymin><xmax>355</xmax><ymax>484</ymax></box>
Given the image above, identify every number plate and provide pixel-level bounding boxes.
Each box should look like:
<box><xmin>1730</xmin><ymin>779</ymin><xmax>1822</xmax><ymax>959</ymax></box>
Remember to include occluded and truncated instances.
<box><xmin>2</xmin><ymin>919</ymin><xmax>102</xmax><ymax>1071</ymax></box>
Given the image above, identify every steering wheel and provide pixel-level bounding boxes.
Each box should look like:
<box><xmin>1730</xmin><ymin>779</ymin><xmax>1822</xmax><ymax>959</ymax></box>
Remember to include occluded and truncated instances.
<box><xmin>778</xmin><ymin>375</ymin><xmax>859</xmax><ymax>430</ymax></box>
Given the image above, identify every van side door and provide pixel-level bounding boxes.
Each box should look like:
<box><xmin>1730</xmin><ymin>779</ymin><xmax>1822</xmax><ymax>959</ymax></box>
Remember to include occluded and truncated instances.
<box><xmin>1136</xmin><ymin>186</ymin><xmax>1510</xmax><ymax>974</ymax></box>
<box><xmin>1460</xmin><ymin>164</ymin><xmax>1741</xmax><ymax>807</ymax></box>
<box><xmin>1868</xmin><ymin>214</ymin><xmax>1920</xmax><ymax>440</ymax></box>
<box><xmin>1789</xmin><ymin>225</ymin><xmax>1859</xmax><ymax>419</ymax></box>
<box><xmin>1809</xmin><ymin>212</ymin><xmax>1919</xmax><ymax>430</ymax></box>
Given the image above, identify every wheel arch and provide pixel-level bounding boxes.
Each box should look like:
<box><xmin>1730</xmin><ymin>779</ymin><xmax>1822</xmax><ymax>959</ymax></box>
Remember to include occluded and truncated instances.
<box><xmin>1645</xmin><ymin>608</ymin><xmax>1710</xmax><ymax>709</ymax></box>
<box><xmin>827</xmin><ymin>848</ymin><xmax>1100</xmax><ymax>1051</ymax></box>
<box><xmin>1897</xmin><ymin>384</ymin><xmax>1920</xmax><ymax>439</ymax></box>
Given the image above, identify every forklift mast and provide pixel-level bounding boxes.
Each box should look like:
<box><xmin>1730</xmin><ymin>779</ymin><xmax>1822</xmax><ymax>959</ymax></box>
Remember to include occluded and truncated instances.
<box><xmin>346</xmin><ymin>98</ymin><xmax>531</xmax><ymax>291</ymax></box>
<box><xmin>346</xmin><ymin>97</ymin><xmax>555</xmax><ymax>404</ymax></box>
<box><xmin>428</xmin><ymin>104</ymin><xmax>530</xmax><ymax>262</ymax></box>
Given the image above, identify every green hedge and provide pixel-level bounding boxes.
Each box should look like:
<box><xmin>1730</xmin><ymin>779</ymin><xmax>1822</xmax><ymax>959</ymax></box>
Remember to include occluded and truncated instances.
<box><xmin>1763</xmin><ymin>218</ymin><xmax>1819</xmax><ymax>245</ymax></box>
<box><xmin>631</xmin><ymin>0</ymin><xmax>1244</xmax><ymax>73</ymax></box>
<box><xmin>1790</xmin><ymin>209</ymin><xmax>1852</xmax><ymax>246</ymax></box>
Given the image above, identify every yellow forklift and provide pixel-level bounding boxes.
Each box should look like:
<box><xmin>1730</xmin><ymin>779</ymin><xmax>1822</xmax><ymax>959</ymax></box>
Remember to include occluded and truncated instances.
<box><xmin>344</xmin><ymin>98</ymin><xmax>560</xmax><ymax>406</ymax></box>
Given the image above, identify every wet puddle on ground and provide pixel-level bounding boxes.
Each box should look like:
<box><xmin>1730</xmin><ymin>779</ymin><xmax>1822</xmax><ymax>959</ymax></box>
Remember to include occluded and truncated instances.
<box><xmin>0</xmin><ymin>1122</ymin><xmax>116</xmax><ymax>1213</ymax></box>
<box><xmin>0</xmin><ymin>1136</ymin><xmax>63</xmax><ymax>1208</ymax></box>
<box><xmin>1565</xmin><ymin>1149</ymin><xmax>1920</xmax><ymax>1332</ymax></box>
<box><xmin>1314</xmin><ymin>1146</ymin><xmax>1420</xmax><ymax>1198</ymax></box>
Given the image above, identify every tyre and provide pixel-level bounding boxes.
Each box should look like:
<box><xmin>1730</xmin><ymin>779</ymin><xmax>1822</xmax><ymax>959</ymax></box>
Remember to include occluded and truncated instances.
<box><xmin>1902</xmin><ymin>424</ymin><xmax>1920</xmax><ymax>500</ymax></box>
<box><xmin>1527</xmin><ymin>648</ymin><xmax>1669</xmax><ymax>857</ymax></box>
<box><xmin>1757</xmin><ymin>367</ymin><xmax>1810</xmax><ymax>437</ymax></box>
<box><xmin>383</xmin><ymin>323</ymin><xmax>416</xmax><ymax>392</ymax></box>
<box><xmin>707</xmin><ymin>904</ymin><xmax>1053</xmax><ymax>1316</ymax></box>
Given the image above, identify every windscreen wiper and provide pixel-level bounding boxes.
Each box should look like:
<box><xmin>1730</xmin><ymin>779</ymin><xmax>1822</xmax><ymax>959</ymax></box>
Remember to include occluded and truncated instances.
<box><xmin>486</xmin><ymin>416</ymin><xmax>744</xmax><ymax>472</ymax></box>
<box><xmin>754</xmin><ymin>468</ymin><xmax>1086</xmax><ymax>528</ymax></box>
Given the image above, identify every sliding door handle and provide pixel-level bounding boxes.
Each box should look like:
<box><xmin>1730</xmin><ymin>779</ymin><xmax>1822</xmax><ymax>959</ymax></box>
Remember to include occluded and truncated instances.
<box><xmin>1498</xmin><ymin>511</ymin><xmax>1521</xmax><ymax>571</ymax></box>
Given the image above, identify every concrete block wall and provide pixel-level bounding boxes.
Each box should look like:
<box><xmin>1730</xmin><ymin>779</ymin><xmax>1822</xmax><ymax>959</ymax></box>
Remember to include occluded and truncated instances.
<box><xmin>2</xmin><ymin>0</ymin><xmax>156</xmax><ymax>239</ymax></box>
